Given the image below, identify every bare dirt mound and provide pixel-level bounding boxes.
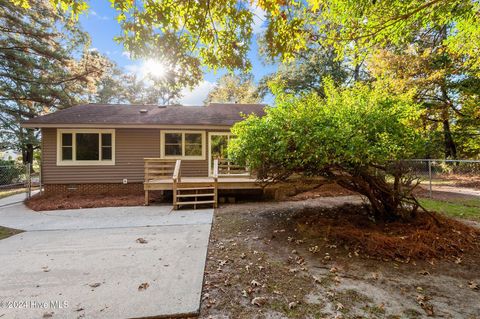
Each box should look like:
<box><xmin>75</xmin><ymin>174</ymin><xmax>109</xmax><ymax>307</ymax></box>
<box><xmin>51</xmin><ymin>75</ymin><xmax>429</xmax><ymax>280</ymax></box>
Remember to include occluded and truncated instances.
<box><xmin>289</xmin><ymin>182</ymin><xmax>356</xmax><ymax>200</ymax></box>
<box><xmin>25</xmin><ymin>193</ymin><xmax>144</xmax><ymax>211</ymax></box>
<box><xmin>292</xmin><ymin>205</ymin><xmax>480</xmax><ymax>261</ymax></box>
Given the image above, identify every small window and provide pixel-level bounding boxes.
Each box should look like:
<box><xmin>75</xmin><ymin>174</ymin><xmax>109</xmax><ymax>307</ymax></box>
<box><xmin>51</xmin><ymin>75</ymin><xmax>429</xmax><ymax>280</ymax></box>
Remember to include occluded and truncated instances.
<box><xmin>101</xmin><ymin>133</ymin><xmax>112</xmax><ymax>160</ymax></box>
<box><xmin>164</xmin><ymin>133</ymin><xmax>182</xmax><ymax>156</ymax></box>
<box><xmin>57</xmin><ymin>130</ymin><xmax>115</xmax><ymax>165</ymax></box>
<box><xmin>61</xmin><ymin>133</ymin><xmax>73</xmax><ymax>161</ymax></box>
<box><xmin>185</xmin><ymin>133</ymin><xmax>202</xmax><ymax>156</ymax></box>
<box><xmin>161</xmin><ymin>131</ymin><xmax>205</xmax><ymax>159</ymax></box>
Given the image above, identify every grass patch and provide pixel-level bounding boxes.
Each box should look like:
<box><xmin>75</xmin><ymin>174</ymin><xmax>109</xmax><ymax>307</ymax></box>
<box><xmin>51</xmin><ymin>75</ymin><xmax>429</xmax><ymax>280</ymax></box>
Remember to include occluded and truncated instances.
<box><xmin>420</xmin><ymin>198</ymin><xmax>480</xmax><ymax>221</ymax></box>
<box><xmin>0</xmin><ymin>188</ymin><xmax>26</xmax><ymax>199</ymax></box>
<box><xmin>0</xmin><ymin>226</ymin><xmax>22</xmax><ymax>240</ymax></box>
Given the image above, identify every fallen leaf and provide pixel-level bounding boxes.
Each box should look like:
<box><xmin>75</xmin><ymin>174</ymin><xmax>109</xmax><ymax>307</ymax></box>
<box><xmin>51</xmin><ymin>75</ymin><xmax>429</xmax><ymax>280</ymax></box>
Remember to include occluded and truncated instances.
<box><xmin>250</xmin><ymin>279</ymin><xmax>261</xmax><ymax>287</ymax></box>
<box><xmin>419</xmin><ymin>270</ymin><xmax>430</xmax><ymax>276</ymax></box>
<box><xmin>138</xmin><ymin>282</ymin><xmax>149</xmax><ymax>291</ymax></box>
<box><xmin>309</xmin><ymin>246</ymin><xmax>319</xmax><ymax>253</ymax></box>
<box><xmin>136</xmin><ymin>238</ymin><xmax>148</xmax><ymax>244</ymax></box>
<box><xmin>336</xmin><ymin>302</ymin><xmax>344</xmax><ymax>310</ymax></box>
<box><xmin>251</xmin><ymin>296</ymin><xmax>267</xmax><ymax>307</ymax></box>
<box><xmin>288</xmin><ymin>301</ymin><xmax>297</xmax><ymax>309</ymax></box>
<box><xmin>89</xmin><ymin>283</ymin><xmax>101</xmax><ymax>288</ymax></box>
<box><xmin>468</xmin><ymin>281</ymin><xmax>479</xmax><ymax>290</ymax></box>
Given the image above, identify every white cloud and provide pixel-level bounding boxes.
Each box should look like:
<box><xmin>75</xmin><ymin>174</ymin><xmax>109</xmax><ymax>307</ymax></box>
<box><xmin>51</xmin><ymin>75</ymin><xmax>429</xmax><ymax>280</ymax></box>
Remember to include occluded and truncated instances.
<box><xmin>122</xmin><ymin>51</ymin><xmax>132</xmax><ymax>59</ymax></box>
<box><xmin>124</xmin><ymin>64</ymin><xmax>140</xmax><ymax>74</ymax></box>
<box><xmin>179</xmin><ymin>81</ymin><xmax>216</xmax><ymax>106</ymax></box>
<box><xmin>251</xmin><ymin>5</ymin><xmax>266</xmax><ymax>34</ymax></box>
<box><xmin>89</xmin><ymin>10</ymin><xmax>109</xmax><ymax>20</ymax></box>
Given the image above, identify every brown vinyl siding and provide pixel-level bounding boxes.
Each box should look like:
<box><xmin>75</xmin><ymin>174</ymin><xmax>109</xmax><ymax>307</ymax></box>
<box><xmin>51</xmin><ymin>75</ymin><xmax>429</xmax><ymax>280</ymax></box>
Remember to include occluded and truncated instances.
<box><xmin>42</xmin><ymin>128</ymin><xmax>223</xmax><ymax>184</ymax></box>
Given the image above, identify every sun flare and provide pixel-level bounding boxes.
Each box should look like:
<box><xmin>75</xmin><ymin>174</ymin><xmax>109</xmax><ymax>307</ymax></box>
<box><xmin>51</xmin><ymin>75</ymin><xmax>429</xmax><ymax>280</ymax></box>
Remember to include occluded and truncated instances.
<box><xmin>142</xmin><ymin>59</ymin><xmax>166</xmax><ymax>78</ymax></box>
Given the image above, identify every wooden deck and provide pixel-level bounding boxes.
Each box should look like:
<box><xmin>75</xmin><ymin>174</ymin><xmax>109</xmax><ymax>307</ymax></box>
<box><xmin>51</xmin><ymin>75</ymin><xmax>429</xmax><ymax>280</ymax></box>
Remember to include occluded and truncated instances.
<box><xmin>143</xmin><ymin>158</ymin><xmax>264</xmax><ymax>208</ymax></box>
<box><xmin>144</xmin><ymin>176</ymin><xmax>262</xmax><ymax>191</ymax></box>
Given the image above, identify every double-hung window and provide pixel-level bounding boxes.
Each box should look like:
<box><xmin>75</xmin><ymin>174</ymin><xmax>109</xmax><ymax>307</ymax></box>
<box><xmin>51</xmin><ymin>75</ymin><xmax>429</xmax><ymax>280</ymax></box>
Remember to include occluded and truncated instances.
<box><xmin>161</xmin><ymin>131</ymin><xmax>205</xmax><ymax>159</ymax></box>
<box><xmin>57</xmin><ymin>129</ymin><xmax>115</xmax><ymax>165</ymax></box>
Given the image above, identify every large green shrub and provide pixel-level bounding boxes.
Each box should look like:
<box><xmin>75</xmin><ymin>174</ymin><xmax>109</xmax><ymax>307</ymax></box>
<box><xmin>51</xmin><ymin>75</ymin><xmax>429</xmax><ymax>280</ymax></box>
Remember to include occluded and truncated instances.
<box><xmin>229</xmin><ymin>80</ymin><xmax>425</xmax><ymax>221</ymax></box>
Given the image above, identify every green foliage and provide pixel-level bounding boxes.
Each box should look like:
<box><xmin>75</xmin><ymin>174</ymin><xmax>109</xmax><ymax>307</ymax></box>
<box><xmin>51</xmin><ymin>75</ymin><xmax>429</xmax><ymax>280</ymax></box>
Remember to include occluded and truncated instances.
<box><xmin>205</xmin><ymin>74</ymin><xmax>262</xmax><ymax>105</ymax></box>
<box><xmin>368</xmin><ymin>26</ymin><xmax>480</xmax><ymax>159</ymax></box>
<box><xmin>258</xmin><ymin>48</ymin><xmax>351</xmax><ymax>98</ymax></box>
<box><xmin>11</xmin><ymin>0</ymin><xmax>479</xmax><ymax>87</ymax></box>
<box><xmin>0</xmin><ymin>159</ymin><xmax>23</xmax><ymax>185</ymax></box>
<box><xmin>229</xmin><ymin>80</ymin><xmax>425</xmax><ymax>219</ymax></box>
<box><xmin>230</xmin><ymin>80</ymin><xmax>423</xmax><ymax>175</ymax></box>
<box><xmin>1</xmin><ymin>0</ymin><xmax>109</xmax><ymax>163</ymax></box>
<box><xmin>92</xmin><ymin>64</ymin><xmax>182</xmax><ymax>105</ymax></box>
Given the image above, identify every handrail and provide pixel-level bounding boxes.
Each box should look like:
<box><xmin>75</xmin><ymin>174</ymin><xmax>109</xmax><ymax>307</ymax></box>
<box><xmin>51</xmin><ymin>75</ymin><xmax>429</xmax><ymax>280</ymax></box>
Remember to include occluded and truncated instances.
<box><xmin>213</xmin><ymin>159</ymin><xmax>219</xmax><ymax>180</ymax></box>
<box><xmin>173</xmin><ymin>159</ymin><xmax>181</xmax><ymax>182</ymax></box>
<box><xmin>172</xmin><ymin>159</ymin><xmax>181</xmax><ymax>210</ymax></box>
<box><xmin>213</xmin><ymin>159</ymin><xmax>218</xmax><ymax>208</ymax></box>
<box><xmin>216</xmin><ymin>158</ymin><xmax>250</xmax><ymax>176</ymax></box>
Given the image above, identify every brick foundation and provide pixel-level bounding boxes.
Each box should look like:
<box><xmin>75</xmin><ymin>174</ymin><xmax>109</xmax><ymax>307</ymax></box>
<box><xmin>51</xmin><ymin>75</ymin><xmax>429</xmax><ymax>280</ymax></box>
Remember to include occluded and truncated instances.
<box><xmin>43</xmin><ymin>183</ymin><xmax>144</xmax><ymax>195</ymax></box>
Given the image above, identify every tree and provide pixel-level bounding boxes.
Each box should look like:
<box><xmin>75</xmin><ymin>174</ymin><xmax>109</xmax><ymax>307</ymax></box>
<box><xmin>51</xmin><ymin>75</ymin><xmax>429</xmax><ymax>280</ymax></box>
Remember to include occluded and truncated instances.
<box><xmin>92</xmin><ymin>65</ymin><xmax>183</xmax><ymax>105</ymax></box>
<box><xmin>14</xmin><ymin>0</ymin><xmax>478</xmax><ymax>85</ymax></box>
<box><xmin>0</xmin><ymin>0</ymin><xmax>109</xmax><ymax>165</ymax></box>
<box><xmin>205</xmin><ymin>74</ymin><xmax>262</xmax><ymax>104</ymax></box>
<box><xmin>368</xmin><ymin>26</ymin><xmax>480</xmax><ymax>159</ymax></box>
<box><xmin>258</xmin><ymin>47</ymin><xmax>351</xmax><ymax>98</ymax></box>
<box><xmin>229</xmin><ymin>80</ymin><xmax>425</xmax><ymax>221</ymax></box>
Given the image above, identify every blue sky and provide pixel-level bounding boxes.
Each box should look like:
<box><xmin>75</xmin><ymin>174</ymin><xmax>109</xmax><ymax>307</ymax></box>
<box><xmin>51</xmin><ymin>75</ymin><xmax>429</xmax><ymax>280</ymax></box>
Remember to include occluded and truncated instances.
<box><xmin>79</xmin><ymin>2</ymin><xmax>277</xmax><ymax>105</ymax></box>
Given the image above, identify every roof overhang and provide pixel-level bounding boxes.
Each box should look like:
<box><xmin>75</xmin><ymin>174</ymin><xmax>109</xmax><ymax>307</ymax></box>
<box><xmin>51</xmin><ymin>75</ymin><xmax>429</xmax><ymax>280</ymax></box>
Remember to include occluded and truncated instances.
<box><xmin>21</xmin><ymin>123</ymin><xmax>234</xmax><ymax>130</ymax></box>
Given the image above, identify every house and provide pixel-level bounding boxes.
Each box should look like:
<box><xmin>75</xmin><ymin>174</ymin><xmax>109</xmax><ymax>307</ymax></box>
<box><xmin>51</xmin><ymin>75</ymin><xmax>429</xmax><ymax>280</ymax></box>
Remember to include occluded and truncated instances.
<box><xmin>22</xmin><ymin>103</ymin><xmax>266</xmax><ymax>208</ymax></box>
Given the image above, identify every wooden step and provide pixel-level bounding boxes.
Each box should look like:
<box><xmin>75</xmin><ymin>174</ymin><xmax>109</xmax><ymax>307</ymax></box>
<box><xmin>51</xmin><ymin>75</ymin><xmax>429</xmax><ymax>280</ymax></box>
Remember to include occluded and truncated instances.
<box><xmin>176</xmin><ymin>200</ymin><xmax>216</xmax><ymax>205</ymax></box>
<box><xmin>177</xmin><ymin>193</ymin><xmax>215</xmax><ymax>198</ymax></box>
<box><xmin>176</xmin><ymin>187</ymin><xmax>215</xmax><ymax>191</ymax></box>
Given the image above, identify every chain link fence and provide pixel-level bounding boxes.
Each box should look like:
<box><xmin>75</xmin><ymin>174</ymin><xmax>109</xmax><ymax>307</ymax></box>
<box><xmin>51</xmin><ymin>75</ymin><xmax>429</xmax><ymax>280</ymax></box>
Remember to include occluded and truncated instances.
<box><xmin>402</xmin><ymin>159</ymin><xmax>480</xmax><ymax>197</ymax></box>
<box><xmin>0</xmin><ymin>163</ymin><xmax>38</xmax><ymax>201</ymax></box>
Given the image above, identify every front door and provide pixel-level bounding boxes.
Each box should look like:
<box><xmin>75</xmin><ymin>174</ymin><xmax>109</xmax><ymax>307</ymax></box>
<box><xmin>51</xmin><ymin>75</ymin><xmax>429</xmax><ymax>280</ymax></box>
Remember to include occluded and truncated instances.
<box><xmin>208</xmin><ymin>132</ymin><xmax>230</xmax><ymax>176</ymax></box>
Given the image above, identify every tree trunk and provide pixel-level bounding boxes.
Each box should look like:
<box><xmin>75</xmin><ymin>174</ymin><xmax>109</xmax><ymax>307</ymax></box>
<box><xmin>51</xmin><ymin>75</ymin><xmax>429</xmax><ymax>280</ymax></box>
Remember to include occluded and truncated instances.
<box><xmin>438</xmin><ymin>26</ymin><xmax>457</xmax><ymax>159</ymax></box>
<box><xmin>442</xmin><ymin>118</ymin><xmax>457</xmax><ymax>159</ymax></box>
<box><xmin>22</xmin><ymin>143</ymin><xmax>34</xmax><ymax>166</ymax></box>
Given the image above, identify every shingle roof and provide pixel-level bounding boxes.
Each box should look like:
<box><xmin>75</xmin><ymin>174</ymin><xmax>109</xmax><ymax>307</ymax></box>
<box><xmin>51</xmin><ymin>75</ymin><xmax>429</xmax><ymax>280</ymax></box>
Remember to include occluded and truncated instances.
<box><xmin>22</xmin><ymin>103</ymin><xmax>266</xmax><ymax>127</ymax></box>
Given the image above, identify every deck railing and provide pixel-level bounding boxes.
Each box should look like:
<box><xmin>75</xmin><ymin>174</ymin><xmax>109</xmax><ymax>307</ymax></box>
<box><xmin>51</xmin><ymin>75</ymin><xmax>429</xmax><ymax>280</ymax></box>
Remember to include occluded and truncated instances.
<box><xmin>144</xmin><ymin>158</ymin><xmax>177</xmax><ymax>182</ymax></box>
<box><xmin>172</xmin><ymin>159</ymin><xmax>182</xmax><ymax>207</ymax></box>
<box><xmin>217</xmin><ymin>158</ymin><xmax>250</xmax><ymax>177</ymax></box>
<box><xmin>144</xmin><ymin>158</ymin><xmax>177</xmax><ymax>205</ymax></box>
<box><xmin>213</xmin><ymin>159</ymin><xmax>218</xmax><ymax>206</ymax></box>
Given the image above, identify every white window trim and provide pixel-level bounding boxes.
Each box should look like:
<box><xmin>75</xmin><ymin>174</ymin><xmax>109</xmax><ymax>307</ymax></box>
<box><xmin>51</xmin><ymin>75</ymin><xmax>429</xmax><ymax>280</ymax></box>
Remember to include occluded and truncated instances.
<box><xmin>160</xmin><ymin>130</ymin><xmax>206</xmax><ymax>160</ymax></box>
<box><xmin>208</xmin><ymin>132</ymin><xmax>231</xmax><ymax>176</ymax></box>
<box><xmin>56</xmin><ymin>129</ymin><xmax>116</xmax><ymax>166</ymax></box>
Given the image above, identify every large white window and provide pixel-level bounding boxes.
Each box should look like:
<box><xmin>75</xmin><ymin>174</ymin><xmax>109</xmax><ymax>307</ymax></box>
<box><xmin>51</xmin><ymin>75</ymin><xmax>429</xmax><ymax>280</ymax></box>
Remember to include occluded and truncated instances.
<box><xmin>161</xmin><ymin>130</ymin><xmax>205</xmax><ymax>159</ymax></box>
<box><xmin>56</xmin><ymin>129</ymin><xmax>115</xmax><ymax>165</ymax></box>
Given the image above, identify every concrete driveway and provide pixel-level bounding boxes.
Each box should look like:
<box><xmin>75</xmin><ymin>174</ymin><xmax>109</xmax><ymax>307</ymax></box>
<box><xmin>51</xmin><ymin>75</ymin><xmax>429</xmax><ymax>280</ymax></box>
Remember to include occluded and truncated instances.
<box><xmin>0</xmin><ymin>200</ymin><xmax>213</xmax><ymax>319</ymax></box>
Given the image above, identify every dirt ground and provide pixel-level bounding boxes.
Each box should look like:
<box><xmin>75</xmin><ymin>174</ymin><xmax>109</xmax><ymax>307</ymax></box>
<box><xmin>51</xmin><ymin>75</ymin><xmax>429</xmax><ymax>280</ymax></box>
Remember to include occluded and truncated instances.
<box><xmin>25</xmin><ymin>192</ymin><xmax>145</xmax><ymax>211</ymax></box>
<box><xmin>200</xmin><ymin>198</ymin><xmax>480</xmax><ymax>319</ymax></box>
